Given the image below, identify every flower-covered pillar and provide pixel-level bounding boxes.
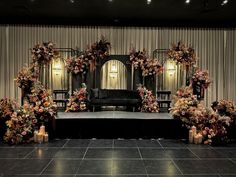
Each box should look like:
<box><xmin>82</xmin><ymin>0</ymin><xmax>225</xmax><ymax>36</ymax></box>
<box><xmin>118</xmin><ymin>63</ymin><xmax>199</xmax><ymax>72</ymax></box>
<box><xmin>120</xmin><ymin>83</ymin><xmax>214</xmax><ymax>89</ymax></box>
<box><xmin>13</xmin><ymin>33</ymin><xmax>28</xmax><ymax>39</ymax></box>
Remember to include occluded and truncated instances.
<box><xmin>191</xmin><ymin>69</ymin><xmax>211</xmax><ymax>100</ymax></box>
<box><xmin>133</xmin><ymin>67</ymin><xmax>143</xmax><ymax>89</ymax></box>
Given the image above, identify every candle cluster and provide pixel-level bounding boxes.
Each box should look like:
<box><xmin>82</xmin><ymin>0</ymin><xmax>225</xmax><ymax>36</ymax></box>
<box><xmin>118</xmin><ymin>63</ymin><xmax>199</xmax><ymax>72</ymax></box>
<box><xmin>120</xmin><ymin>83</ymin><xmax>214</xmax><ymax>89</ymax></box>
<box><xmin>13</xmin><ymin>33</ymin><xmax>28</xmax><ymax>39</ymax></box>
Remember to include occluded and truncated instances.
<box><xmin>189</xmin><ymin>126</ymin><xmax>203</xmax><ymax>144</ymax></box>
<box><xmin>34</xmin><ymin>124</ymin><xmax>49</xmax><ymax>143</ymax></box>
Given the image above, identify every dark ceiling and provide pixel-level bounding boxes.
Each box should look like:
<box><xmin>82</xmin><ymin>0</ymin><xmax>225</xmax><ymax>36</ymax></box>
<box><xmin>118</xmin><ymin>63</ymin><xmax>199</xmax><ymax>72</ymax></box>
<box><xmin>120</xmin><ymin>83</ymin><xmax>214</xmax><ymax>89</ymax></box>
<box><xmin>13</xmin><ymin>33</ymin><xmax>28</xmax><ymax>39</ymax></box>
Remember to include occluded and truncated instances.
<box><xmin>0</xmin><ymin>0</ymin><xmax>236</xmax><ymax>27</ymax></box>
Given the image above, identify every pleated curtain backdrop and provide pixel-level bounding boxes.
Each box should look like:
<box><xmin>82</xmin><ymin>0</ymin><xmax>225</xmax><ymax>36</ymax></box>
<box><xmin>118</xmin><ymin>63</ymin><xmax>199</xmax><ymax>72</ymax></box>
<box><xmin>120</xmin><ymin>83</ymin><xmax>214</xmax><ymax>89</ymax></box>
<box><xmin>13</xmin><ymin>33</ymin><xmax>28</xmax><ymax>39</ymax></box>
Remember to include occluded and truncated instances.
<box><xmin>0</xmin><ymin>25</ymin><xmax>236</xmax><ymax>107</ymax></box>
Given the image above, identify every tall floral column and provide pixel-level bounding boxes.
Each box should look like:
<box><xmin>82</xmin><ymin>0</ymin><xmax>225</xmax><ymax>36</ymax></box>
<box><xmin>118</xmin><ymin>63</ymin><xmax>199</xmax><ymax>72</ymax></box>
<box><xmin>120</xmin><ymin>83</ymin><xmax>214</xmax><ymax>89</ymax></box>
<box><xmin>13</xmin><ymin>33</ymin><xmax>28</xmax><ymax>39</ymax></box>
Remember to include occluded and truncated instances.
<box><xmin>191</xmin><ymin>69</ymin><xmax>211</xmax><ymax>100</ymax></box>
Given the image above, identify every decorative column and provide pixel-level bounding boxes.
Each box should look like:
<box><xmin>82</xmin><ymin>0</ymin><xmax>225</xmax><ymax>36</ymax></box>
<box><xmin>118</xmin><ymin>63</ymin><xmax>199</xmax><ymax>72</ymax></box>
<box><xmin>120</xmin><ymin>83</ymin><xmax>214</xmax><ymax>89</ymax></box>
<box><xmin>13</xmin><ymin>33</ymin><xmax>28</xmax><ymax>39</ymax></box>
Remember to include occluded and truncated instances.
<box><xmin>72</xmin><ymin>73</ymin><xmax>82</xmax><ymax>91</ymax></box>
<box><xmin>133</xmin><ymin>67</ymin><xmax>143</xmax><ymax>89</ymax></box>
<box><xmin>144</xmin><ymin>75</ymin><xmax>155</xmax><ymax>93</ymax></box>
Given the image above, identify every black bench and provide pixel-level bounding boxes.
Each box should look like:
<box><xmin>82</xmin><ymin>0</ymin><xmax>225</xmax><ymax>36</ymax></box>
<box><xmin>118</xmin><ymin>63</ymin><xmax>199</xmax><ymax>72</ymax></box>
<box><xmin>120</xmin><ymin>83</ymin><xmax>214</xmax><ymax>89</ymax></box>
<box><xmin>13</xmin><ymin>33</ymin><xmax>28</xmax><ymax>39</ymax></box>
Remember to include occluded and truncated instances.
<box><xmin>89</xmin><ymin>88</ymin><xmax>141</xmax><ymax>112</ymax></box>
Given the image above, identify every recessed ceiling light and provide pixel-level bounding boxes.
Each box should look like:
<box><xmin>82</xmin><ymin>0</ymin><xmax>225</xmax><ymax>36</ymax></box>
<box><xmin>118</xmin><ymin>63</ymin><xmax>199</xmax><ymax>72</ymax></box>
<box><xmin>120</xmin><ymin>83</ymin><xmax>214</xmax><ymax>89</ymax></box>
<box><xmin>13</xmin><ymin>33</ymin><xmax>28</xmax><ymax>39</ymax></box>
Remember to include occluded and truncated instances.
<box><xmin>221</xmin><ymin>0</ymin><xmax>228</xmax><ymax>5</ymax></box>
<box><xmin>185</xmin><ymin>0</ymin><xmax>190</xmax><ymax>4</ymax></box>
<box><xmin>147</xmin><ymin>0</ymin><xmax>151</xmax><ymax>5</ymax></box>
<box><xmin>108</xmin><ymin>0</ymin><xmax>113</xmax><ymax>2</ymax></box>
<box><xmin>70</xmin><ymin>0</ymin><xmax>75</xmax><ymax>3</ymax></box>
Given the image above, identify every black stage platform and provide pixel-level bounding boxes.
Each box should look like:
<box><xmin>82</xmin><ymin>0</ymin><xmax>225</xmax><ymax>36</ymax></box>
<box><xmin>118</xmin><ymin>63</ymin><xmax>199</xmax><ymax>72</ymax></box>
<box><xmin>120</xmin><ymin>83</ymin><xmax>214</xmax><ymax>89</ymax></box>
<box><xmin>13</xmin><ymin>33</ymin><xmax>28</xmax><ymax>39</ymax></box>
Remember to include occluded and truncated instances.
<box><xmin>55</xmin><ymin>111</ymin><xmax>188</xmax><ymax>139</ymax></box>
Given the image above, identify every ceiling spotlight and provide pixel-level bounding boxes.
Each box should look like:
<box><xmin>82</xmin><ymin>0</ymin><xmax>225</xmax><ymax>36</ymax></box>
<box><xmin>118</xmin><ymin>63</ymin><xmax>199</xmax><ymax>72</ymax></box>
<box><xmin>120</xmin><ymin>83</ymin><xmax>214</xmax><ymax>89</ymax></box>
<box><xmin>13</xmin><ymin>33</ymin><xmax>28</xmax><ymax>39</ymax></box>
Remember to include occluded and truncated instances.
<box><xmin>147</xmin><ymin>0</ymin><xmax>151</xmax><ymax>5</ymax></box>
<box><xmin>185</xmin><ymin>0</ymin><xmax>190</xmax><ymax>4</ymax></box>
<box><xmin>221</xmin><ymin>0</ymin><xmax>228</xmax><ymax>5</ymax></box>
<box><xmin>70</xmin><ymin>0</ymin><xmax>75</xmax><ymax>3</ymax></box>
<box><xmin>108</xmin><ymin>0</ymin><xmax>113</xmax><ymax>2</ymax></box>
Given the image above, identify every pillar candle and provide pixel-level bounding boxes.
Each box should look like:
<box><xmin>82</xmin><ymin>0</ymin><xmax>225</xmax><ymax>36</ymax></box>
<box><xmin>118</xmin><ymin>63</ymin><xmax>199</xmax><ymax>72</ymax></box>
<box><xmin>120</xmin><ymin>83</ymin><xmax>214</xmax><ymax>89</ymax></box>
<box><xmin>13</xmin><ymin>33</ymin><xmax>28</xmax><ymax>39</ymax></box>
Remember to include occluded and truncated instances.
<box><xmin>188</xmin><ymin>130</ymin><xmax>194</xmax><ymax>143</ymax></box>
<box><xmin>194</xmin><ymin>134</ymin><xmax>199</xmax><ymax>144</ymax></box>
<box><xmin>39</xmin><ymin>124</ymin><xmax>45</xmax><ymax>135</ymax></box>
<box><xmin>37</xmin><ymin>133</ymin><xmax>43</xmax><ymax>143</ymax></box>
<box><xmin>198</xmin><ymin>134</ymin><xmax>203</xmax><ymax>144</ymax></box>
<box><xmin>44</xmin><ymin>133</ymin><xmax>49</xmax><ymax>143</ymax></box>
<box><xmin>34</xmin><ymin>130</ymin><xmax>38</xmax><ymax>143</ymax></box>
<box><xmin>191</xmin><ymin>126</ymin><xmax>197</xmax><ymax>135</ymax></box>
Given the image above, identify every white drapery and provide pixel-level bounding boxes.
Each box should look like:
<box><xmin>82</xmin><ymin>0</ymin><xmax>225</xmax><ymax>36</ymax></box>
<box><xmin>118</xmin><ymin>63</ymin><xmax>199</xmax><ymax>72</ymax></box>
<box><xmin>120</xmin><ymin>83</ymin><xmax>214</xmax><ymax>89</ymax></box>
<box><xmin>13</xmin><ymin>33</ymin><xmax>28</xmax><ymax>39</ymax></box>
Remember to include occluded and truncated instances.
<box><xmin>0</xmin><ymin>25</ymin><xmax>236</xmax><ymax>106</ymax></box>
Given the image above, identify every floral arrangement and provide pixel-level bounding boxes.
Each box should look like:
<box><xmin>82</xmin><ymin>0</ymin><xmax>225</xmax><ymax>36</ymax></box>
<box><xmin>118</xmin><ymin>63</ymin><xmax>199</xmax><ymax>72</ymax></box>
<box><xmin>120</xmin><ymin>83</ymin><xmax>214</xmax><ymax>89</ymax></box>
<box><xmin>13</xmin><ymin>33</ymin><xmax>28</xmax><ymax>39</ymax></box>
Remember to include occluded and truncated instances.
<box><xmin>166</xmin><ymin>41</ymin><xmax>196</xmax><ymax>66</ymax></box>
<box><xmin>130</xmin><ymin>49</ymin><xmax>164</xmax><ymax>76</ymax></box>
<box><xmin>201</xmin><ymin>111</ymin><xmax>232</xmax><ymax>145</ymax></box>
<box><xmin>28</xmin><ymin>81</ymin><xmax>57</xmax><ymax>124</ymax></box>
<box><xmin>137</xmin><ymin>85</ymin><xmax>159</xmax><ymax>113</ymax></box>
<box><xmin>65</xmin><ymin>55</ymin><xmax>89</xmax><ymax>74</ymax></box>
<box><xmin>15</xmin><ymin>64</ymin><xmax>38</xmax><ymax>90</ymax></box>
<box><xmin>170</xmin><ymin>94</ymin><xmax>209</xmax><ymax>130</ymax></box>
<box><xmin>130</xmin><ymin>48</ymin><xmax>147</xmax><ymax>69</ymax></box>
<box><xmin>89</xmin><ymin>36</ymin><xmax>111</xmax><ymax>59</ymax></box>
<box><xmin>191</xmin><ymin>69</ymin><xmax>211</xmax><ymax>89</ymax></box>
<box><xmin>211</xmin><ymin>99</ymin><xmax>236</xmax><ymax>118</ymax></box>
<box><xmin>66</xmin><ymin>83</ymin><xmax>88</xmax><ymax>112</ymax></box>
<box><xmin>31</xmin><ymin>41</ymin><xmax>58</xmax><ymax>65</ymax></box>
<box><xmin>4</xmin><ymin>101</ymin><xmax>37</xmax><ymax>144</ymax></box>
<box><xmin>141</xmin><ymin>58</ymin><xmax>164</xmax><ymax>76</ymax></box>
<box><xmin>0</xmin><ymin>98</ymin><xmax>18</xmax><ymax>120</ymax></box>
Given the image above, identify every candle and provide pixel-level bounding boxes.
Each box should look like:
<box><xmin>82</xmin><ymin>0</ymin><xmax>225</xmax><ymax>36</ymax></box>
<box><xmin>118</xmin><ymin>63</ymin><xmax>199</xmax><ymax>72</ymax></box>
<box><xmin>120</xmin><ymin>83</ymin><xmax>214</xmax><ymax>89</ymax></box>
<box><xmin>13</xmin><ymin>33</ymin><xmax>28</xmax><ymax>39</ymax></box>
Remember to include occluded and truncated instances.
<box><xmin>44</xmin><ymin>133</ymin><xmax>49</xmax><ymax>143</ymax></box>
<box><xmin>37</xmin><ymin>133</ymin><xmax>43</xmax><ymax>143</ymax></box>
<box><xmin>194</xmin><ymin>134</ymin><xmax>199</xmax><ymax>144</ymax></box>
<box><xmin>198</xmin><ymin>134</ymin><xmax>203</xmax><ymax>144</ymax></box>
<box><xmin>189</xmin><ymin>130</ymin><xmax>194</xmax><ymax>143</ymax></box>
<box><xmin>34</xmin><ymin>130</ymin><xmax>38</xmax><ymax>143</ymax></box>
<box><xmin>191</xmin><ymin>126</ymin><xmax>197</xmax><ymax>135</ymax></box>
<box><xmin>39</xmin><ymin>124</ymin><xmax>45</xmax><ymax>135</ymax></box>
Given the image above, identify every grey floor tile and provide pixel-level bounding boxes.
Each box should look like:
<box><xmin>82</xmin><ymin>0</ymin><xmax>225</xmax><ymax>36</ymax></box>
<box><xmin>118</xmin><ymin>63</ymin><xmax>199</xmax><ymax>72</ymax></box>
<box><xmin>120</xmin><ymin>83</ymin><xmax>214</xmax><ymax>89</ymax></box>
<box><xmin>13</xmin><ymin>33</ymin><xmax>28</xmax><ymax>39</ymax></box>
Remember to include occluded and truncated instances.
<box><xmin>206</xmin><ymin>159</ymin><xmax>236</xmax><ymax>174</ymax></box>
<box><xmin>0</xmin><ymin>147</ymin><xmax>34</xmax><ymax>158</ymax></box>
<box><xmin>144</xmin><ymin>160</ymin><xmax>181</xmax><ymax>175</ymax></box>
<box><xmin>77</xmin><ymin>160</ymin><xmax>112</xmax><ymax>174</ymax></box>
<box><xmin>65</xmin><ymin>139</ymin><xmax>91</xmax><ymax>147</ymax></box>
<box><xmin>89</xmin><ymin>139</ymin><xmax>113</xmax><ymax>148</ymax></box>
<box><xmin>136</xmin><ymin>139</ymin><xmax>161</xmax><ymax>147</ymax></box>
<box><xmin>27</xmin><ymin>148</ymin><xmax>60</xmax><ymax>159</ymax></box>
<box><xmin>9</xmin><ymin>159</ymin><xmax>50</xmax><ymax>175</ymax></box>
<box><xmin>113</xmin><ymin>148</ymin><xmax>141</xmax><ymax>159</ymax></box>
<box><xmin>173</xmin><ymin>160</ymin><xmax>216</xmax><ymax>174</ymax></box>
<box><xmin>214</xmin><ymin>149</ymin><xmax>236</xmax><ymax>158</ymax></box>
<box><xmin>40</xmin><ymin>175</ymin><xmax>74</xmax><ymax>177</ymax></box>
<box><xmin>43</xmin><ymin>159</ymin><xmax>81</xmax><ymax>175</ymax></box>
<box><xmin>164</xmin><ymin>148</ymin><xmax>198</xmax><ymax>158</ymax></box>
<box><xmin>158</xmin><ymin>139</ymin><xmax>187</xmax><ymax>148</ymax></box>
<box><xmin>76</xmin><ymin>175</ymin><xmax>112</xmax><ymax>177</ymax></box>
<box><xmin>112</xmin><ymin>160</ymin><xmax>146</xmax><ymax>175</ymax></box>
<box><xmin>114</xmin><ymin>139</ymin><xmax>137</xmax><ymax>147</ymax></box>
<box><xmin>84</xmin><ymin>148</ymin><xmax>113</xmax><ymax>159</ymax></box>
<box><xmin>190</xmin><ymin>149</ymin><xmax>225</xmax><ymax>158</ymax></box>
<box><xmin>0</xmin><ymin>159</ymin><xmax>19</xmax><ymax>175</ymax></box>
<box><xmin>39</xmin><ymin>139</ymin><xmax>68</xmax><ymax>147</ymax></box>
<box><xmin>54</xmin><ymin>148</ymin><xmax>86</xmax><ymax>158</ymax></box>
<box><xmin>139</xmin><ymin>148</ymin><xmax>169</xmax><ymax>159</ymax></box>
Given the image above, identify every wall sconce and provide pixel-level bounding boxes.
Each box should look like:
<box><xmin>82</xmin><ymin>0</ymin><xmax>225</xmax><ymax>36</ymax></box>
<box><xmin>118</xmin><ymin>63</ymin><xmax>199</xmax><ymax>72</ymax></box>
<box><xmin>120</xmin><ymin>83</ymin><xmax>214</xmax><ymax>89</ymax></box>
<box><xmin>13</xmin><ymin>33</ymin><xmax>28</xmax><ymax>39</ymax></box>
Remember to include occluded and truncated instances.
<box><xmin>109</xmin><ymin>63</ymin><xmax>118</xmax><ymax>78</ymax></box>
<box><xmin>167</xmin><ymin>61</ymin><xmax>176</xmax><ymax>76</ymax></box>
<box><xmin>53</xmin><ymin>60</ymin><xmax>62</xmax><ymax>75</ymax></box>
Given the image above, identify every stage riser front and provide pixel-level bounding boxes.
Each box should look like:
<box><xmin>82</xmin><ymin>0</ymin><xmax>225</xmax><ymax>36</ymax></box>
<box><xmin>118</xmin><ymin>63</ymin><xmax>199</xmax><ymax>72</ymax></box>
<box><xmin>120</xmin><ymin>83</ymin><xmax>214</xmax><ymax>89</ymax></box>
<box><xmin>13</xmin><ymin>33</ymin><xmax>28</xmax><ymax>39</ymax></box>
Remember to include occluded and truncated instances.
<box><xmin>55</xmin><ymin>119</ymin><xmax>188</xmax><ymax>139</ymax></box>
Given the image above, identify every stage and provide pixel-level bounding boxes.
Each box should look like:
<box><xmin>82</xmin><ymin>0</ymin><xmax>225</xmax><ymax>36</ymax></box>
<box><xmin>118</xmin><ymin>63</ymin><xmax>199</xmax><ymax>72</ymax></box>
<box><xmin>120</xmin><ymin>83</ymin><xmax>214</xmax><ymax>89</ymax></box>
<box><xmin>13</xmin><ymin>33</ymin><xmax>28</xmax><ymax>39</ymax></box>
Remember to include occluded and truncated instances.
<box><xmin>55</xmin><ymin>111</ymin><xmax>187</xmax><ymax>139</ymax></box>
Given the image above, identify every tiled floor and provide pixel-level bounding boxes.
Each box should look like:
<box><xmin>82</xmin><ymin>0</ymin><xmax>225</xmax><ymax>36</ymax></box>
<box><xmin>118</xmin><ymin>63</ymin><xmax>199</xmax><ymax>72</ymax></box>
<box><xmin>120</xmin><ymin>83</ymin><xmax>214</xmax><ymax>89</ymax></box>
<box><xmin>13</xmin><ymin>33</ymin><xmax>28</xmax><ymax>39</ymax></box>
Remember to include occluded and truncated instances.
<box><xmin>0</xmin><ymin>139</ymin><xmax>236</xmax><ymax>177</ymax></box>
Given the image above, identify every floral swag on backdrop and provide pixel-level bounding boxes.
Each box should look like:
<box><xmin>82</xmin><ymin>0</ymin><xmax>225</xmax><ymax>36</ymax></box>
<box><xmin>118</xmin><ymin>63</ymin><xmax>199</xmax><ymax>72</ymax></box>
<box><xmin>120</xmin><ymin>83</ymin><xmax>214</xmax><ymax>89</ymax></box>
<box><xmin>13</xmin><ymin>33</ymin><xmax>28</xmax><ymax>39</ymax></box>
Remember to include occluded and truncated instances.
<box><xmin>65</xmin><ymin>36</ymin><xmax>111</xmax><ymax>75</ymax></box>
<box><xmin>130</xmin><ymin>48</ymin><xmax>164</xmax><ymax>76</ymax></box>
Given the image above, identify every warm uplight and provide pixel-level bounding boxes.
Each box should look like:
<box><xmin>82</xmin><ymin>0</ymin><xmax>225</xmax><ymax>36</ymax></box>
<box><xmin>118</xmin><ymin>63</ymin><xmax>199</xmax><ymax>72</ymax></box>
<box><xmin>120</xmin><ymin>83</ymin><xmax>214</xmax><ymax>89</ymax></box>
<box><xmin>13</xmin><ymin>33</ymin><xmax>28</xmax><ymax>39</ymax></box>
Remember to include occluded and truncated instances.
<box><xmin>110</xmin><ymin>64</ymin><xmax>118</xmax><ymax>78</ymax></box>
<box><xmin>167</xmin><ymin>61</ymin><xmax>176</xmax><ymax>76</ymax></box>
<box><xmin>53</xmin><ymin>60</ymin><xmax>62</xmax><ymax>75</ymax></box>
